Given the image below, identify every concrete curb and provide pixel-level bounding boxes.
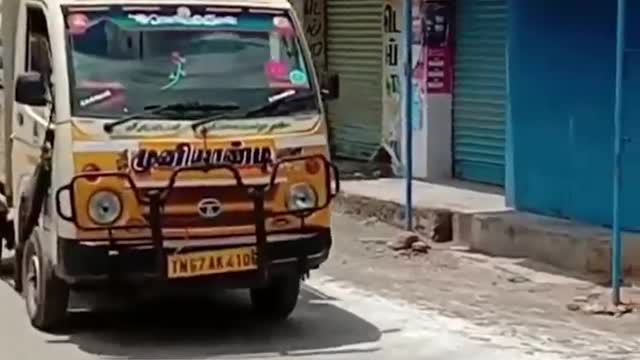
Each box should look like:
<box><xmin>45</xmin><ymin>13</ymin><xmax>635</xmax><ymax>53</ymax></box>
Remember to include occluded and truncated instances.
<box><xmin>333</xmin><ymin>192</ymin><xmax>460</xmax><ymax>245</ymax></box>
<box><xmin>334</xmin><ymin>191</ymin><xmax>640</xmax><ymax>278</ymax></box>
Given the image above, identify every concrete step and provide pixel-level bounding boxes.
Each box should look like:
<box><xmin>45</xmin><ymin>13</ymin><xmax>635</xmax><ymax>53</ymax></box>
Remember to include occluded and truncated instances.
<box><xmin>334</xmin><ymin>178</ymin><xmax>637</xmax><ymax>279</ymax></box>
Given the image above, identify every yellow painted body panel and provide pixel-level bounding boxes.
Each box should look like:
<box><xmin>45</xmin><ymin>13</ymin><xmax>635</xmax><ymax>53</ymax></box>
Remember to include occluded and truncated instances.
<box><xmin>69</xmin><ymin>126</ymin><xmax>332</xmax><ymax>241</ymax></box>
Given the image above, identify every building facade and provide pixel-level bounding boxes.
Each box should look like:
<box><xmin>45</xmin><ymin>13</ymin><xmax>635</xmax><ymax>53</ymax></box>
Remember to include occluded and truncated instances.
<box><xmin>299</xmin><ymin>0</ymin><xmax>639</xmax><ymax>230</ymax></box>
<box><xmin>314</xmin><ymin>0</ymin><xmax>509</xmax><ymax>187</ymax></box>
<box><xmin>507</xmin><ymin>0</ymin><xmax>640</xmax><ymax>230</ymax></box>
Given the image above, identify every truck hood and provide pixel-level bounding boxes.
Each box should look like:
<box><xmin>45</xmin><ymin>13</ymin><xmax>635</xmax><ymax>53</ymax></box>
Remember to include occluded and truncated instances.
<box><xmin>70</xmin><ymin>113</ymin><xmax>321</xmax><ymax>141</ymax></box>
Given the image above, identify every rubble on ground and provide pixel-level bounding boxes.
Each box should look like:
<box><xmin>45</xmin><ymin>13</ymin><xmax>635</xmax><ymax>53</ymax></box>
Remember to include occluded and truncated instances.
<box><xmin>386</xmin><ymin>231</ymin><xmax>431</xmax><ymax>255</ymax></box>
<box><xmin>566</xmin><ymin>301</ymin><xmax>633</xmax><ymax>317</ymax></box>
<box><xmin>566</xmin><ymin>291</ymin><xmax>639</xmax><ymax>317</ymax></box>
<box><xmin>411</xmin><ymin>240</ymin><xmax>430</xmax><ymax>253</ymax></box>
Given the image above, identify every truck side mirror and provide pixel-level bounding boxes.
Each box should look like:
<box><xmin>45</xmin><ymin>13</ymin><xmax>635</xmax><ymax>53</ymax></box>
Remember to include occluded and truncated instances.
<box><xmin>15</xmin><ymin>72</ymin><xmax>47</xmax><ymax>106</ymax></box>
<box><xmin>320</xmin><ymin>72</ymin><xmax>340</xmax><ymax>101</ymax></box>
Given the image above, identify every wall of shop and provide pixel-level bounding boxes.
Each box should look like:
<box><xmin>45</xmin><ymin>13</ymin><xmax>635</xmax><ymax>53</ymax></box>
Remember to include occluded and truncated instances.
<box><xmin>384</xmin><ymin>0</ymin><xmax>453</xmax><ymax>179</ymax></box>
<box><xmin>289</xmin><ymin>0</ymin><xmax>326</xmax><ymax>70</ymax></box>
<box><xmin>507</xmin><ymin>0</ymin><xmax>640</xmax><ymax>230</ymax></box>
<box><xmin>290</xmin><ymin>0</ymin><xmax>305</xmax><ymax>24</ymax></box>
<box><xmin>381</xmin><ymin>0</ymin><xmax>403</xmax><ymax>167</ymax></box>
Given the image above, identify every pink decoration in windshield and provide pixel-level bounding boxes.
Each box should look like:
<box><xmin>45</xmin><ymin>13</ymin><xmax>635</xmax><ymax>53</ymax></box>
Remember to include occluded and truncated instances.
<box><xmin>67</xmin><ymin>13</ymin><xmax>90</xmax><ymax>35</ymax></box>
<box><xmin>273</xmin><ymin>16</ymin><xmax>295</xmax><ymax>37</ymax></box>
<box><xmin>264</xmin><ymin>60</ymin><xmax>289</xmax><ymax>81</ymax></box>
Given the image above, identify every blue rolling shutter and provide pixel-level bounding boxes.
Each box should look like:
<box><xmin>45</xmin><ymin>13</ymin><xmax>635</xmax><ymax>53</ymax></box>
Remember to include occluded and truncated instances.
<box><xmin>452</xmin><ymin>0</ymin><xmax>507</xmax><ymax>186</ymax></box>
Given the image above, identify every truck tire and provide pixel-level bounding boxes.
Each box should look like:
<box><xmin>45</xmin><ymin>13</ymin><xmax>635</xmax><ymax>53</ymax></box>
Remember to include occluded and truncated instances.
<box><xmin>250</xmin><ymin>273</ymin><xmax>300</xmax><ymax>321</ymax></box>
<box><xmin>16</xmin><ymin>161</ymin><xmax>51</xmax><ymax>291</ymax></box>
<box><xmin>20</xmin><ymin>161</ymin><xmax>51</xmax><ymax>244</ymax></box>
<box><xmin>22</xmin><ymin>232</ymin><xmax>69</xmax><ymax>331</ymax></box>
<box><xmin>13</xmin><ymin>245</ymin><xmax>23</xmax><ymax>292</ymax></box>
<box><xmin>0</xmin><ymin>187</ymin><xmax>10</xmax><ymax>274</ymax></box>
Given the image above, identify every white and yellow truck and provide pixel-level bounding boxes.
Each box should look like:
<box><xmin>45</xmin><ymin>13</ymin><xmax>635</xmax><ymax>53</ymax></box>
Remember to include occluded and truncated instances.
<box><xmin>0</xmin><ymin>0</ymin><xmax>340</xmax><ymax>331</ymax></box>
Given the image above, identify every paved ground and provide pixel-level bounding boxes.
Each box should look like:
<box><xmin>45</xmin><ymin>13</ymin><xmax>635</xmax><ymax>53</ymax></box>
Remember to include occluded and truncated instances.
<box><xmin>0</xmin><ymin>212</ymin><xmax>639</xmax><ymax>359</ymax></box>
<box><xmin>340</xmin><ymin>178</ymin><xmax>507</xmax><ymax>213</ymax></box>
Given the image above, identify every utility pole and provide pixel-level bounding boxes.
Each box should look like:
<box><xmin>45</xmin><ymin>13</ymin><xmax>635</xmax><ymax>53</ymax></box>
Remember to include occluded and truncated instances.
<box><xmin>612</xmin><ymin>0</ymin><xmax>626</xmax><ymax>305</ymax></box>
<box><xmin>403</xmin><ymin>0</ymin><xmax>413</xmax><ymax>231</ymax></box>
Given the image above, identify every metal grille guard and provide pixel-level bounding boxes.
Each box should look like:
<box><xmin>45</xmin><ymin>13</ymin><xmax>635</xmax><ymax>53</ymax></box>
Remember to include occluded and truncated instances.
<box><xmin>54</xmin><ymin>154</ymin><xmax>340</xmax><ymax>281</ymax></box>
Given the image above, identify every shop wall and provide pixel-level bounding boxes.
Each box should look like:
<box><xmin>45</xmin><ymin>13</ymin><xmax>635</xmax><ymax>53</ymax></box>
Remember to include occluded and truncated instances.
<box><xmin>289</xmin><ymin>0</ymin><xmax>305</xmax><ymax>23</ymax></box>
<box><xmin>508</xmin><ymin>0</ymin><xmax>640</xmax><ymax>229</ymax></box>
<box><xmin>301</xmin><ymin>0</ymin><xmax>327</xmax><ymax>71</ymax></box>
<box><xmin>381</xmin><ymin>0</ymin><xmax>403</xmax><ymax>164</ymax></box>
<box><xmin>383</xmin><ymin>0</ymin><xmax>453</xmax><ymax>179</ymax></box>
<box><xmin>289</xmin><ymin>0</ymin><xmax>326</xmax><ymax>71</ymax></box>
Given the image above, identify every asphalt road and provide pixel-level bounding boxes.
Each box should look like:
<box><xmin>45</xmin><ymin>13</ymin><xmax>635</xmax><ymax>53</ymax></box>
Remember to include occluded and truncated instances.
<box><xmin>0</xmin><ymin>215</ymin><xmax>569</xmax><ymax>360</ymax></box>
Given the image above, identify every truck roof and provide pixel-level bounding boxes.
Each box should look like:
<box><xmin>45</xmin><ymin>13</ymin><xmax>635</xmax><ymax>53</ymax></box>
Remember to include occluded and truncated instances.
<box><xmin>57</xmin><ymin>0</ymin><xmax>293</xmax><ymax>9</ymax></box>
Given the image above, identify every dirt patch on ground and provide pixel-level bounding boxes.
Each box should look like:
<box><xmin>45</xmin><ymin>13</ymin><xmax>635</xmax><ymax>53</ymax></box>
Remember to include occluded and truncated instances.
<box><xmin>322</xmin><ymin>212</ymin><xmax>640</xmax><ymax>359</ymax></box>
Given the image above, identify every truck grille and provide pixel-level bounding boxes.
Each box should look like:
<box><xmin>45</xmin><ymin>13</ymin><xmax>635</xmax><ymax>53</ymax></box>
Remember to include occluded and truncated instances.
<box><xmin>140</xmin><ymin>185</ymin><xmax>278</xmax><ymax>228</ymax></box>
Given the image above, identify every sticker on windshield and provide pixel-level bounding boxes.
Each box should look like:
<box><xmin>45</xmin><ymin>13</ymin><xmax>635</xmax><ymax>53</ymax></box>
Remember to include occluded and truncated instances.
<box><xmin>79</xmin><ymin>90</ymin><xmax>113</xmax><ymax>107</ymax></box>
<box><xmin>162</xmin><ymin>52</ymin><xmax>187</xmax><ymax>90</ymax></box>
<box><xmin>264</xmin><ymin>60</ymin><xmax>288</xmax><ymax>81</ymax></box>
<box><xmin>127</xmin><ymin>6</ymin><xmax>238</xmax><ymax>27</ymax></box>
<box><xmin>67</xmin><ymin>14</ymin><xmax>90</xmax><ymax>35</ymax></box>
<box><xmin>288</xmin><ymin>70</ymin><xmax>308</xmax><ymax>86</ymax></box>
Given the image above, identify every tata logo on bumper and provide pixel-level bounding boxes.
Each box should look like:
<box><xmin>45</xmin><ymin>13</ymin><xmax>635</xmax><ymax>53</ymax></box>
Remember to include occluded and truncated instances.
<box><xmin>127</xmin><ymin>142</ymin><xmax>273</xmax><ymax>173</ymax></box>
<box><xmin>197</xmin><ymin>198</ymin><xmax>222</xmax><ymax>219</ymax></box>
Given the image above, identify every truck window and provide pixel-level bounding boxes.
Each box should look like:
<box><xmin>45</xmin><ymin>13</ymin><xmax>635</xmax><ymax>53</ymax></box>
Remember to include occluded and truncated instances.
<box><xmin>63</xmin><ymin>5</ymin><xmax>319</xmax><ymax>120</ymax></box>
<box><xmin>25</xmin><ymin>7</ymin><xmax>51</xmax><ymax>75</ymax></box>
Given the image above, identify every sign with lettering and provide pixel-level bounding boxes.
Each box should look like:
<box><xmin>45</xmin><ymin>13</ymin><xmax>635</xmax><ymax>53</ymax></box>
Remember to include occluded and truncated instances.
<box><xmin>127</xmin><ymin>7</ymin><xmax>238</xmax><ymax>27</ymax></box>
<box><xmin>423</xmin><ymin>0</ymin><xmax>452</xmax><ymax>94</ymax></box>
<box><xmin>381</xmin><ymin>0</ymin><xmax>403</xmax><ymax>158</ymax></box>
<box><xmin>303</xmin><ymin>0</ymin><xmax>326</xmax><ymax>70</ymax></box>
<box><xmin>126</xmin><ymin>142</ymin><xmax>274</xmax><ymax>173</ymax></box>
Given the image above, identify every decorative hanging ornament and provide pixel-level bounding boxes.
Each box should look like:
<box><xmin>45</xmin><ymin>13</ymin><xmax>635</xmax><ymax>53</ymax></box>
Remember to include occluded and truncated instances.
<box><xmin>67</xmin><ymin>13</ymin><xmax>90</xmax><ymax>35</ymax></box>
<box><xmin>273</xmin><ymin>16</ymin><xmax>294</xmax><ymax>37</ymax></box>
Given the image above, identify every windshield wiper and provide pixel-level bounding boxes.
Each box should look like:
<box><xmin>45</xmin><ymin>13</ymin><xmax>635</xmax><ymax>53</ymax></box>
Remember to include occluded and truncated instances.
<box><xmin>245</xmin><ymin>90</ymin><xmax>316</xmax><ymax>118</ymax></box>
<box><xmin>103</xmin><ymin>101</ymin><xmax>239</xmax><ymax>133</ymax></box>
<box><xmin>190</xmin><ymin>91</ymin><xmax>317</xmax><ymax>132</ymax></box>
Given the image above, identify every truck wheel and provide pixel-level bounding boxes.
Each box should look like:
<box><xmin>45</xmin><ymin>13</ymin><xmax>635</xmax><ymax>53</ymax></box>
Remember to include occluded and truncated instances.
<box><xmin>14</xmin><ymin>196</ymin><xmax>35</xmax><ymax>292</ymax></box>
<box><xmin>22</xmin><ymin>233</ymin><xmax>69</xmax><ymax>331</ymax></box>
<box><xmin>13</xmin><ymin>245</ymin><xmax>23</xmax><ymax>292</ymax></box>
<box><xmin>250</xmin><ymin>273</ymin><xmax>300</xmax><ymax>321</ymax></box>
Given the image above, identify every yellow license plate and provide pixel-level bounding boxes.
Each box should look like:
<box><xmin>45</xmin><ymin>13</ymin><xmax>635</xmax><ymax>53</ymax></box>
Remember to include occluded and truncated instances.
<box><xmin>167</xmin><ymin>246</ymin><xmax>258</xmax><ymax>279</ymax></box>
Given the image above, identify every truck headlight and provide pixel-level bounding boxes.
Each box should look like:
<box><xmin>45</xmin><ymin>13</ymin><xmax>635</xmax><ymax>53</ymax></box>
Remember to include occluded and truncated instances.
<box><xmin>286</xmin><ymin>183</ymin><xmax>318</xmax><ymax>211</ymax></box>
<box><xmin>88</xmin><ymin>190</ymin><xmax>122</xmax><ymax>225</ymax></box>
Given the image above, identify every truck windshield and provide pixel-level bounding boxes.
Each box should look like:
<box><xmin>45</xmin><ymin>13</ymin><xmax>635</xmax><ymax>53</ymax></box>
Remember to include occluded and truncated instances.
<box><xmin>63</xmin><ymin>5</ymin><xmax>318</xmax><ymax>119</ymax></box>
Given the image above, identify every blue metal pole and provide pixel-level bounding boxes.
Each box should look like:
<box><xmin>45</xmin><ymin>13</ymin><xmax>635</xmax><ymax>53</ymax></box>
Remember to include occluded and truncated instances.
<box><xmin>612</xmin><ymin>0</ymin><xmax>626</xmax><ymax>305</ymax></box>
<box><xmin>404</xmin><ymin>0</ymin><xmax>413</xmax><ymax>230</ymax></box>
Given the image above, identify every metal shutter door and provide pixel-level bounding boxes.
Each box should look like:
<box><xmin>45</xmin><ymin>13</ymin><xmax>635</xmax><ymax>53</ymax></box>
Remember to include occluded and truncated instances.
<box><xmin>452</xmin><ymin>0</ymin><xmax>507</xmax><ymax>185</ymax></box>
<box><xmin>326</xmin><ymin>0</ymin><xmax>383</xmax><ymax>160</ymax></box>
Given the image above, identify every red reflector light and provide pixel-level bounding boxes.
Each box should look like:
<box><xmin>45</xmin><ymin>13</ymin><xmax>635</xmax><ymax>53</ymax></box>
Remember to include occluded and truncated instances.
<box><xmin>305</xmin><ymin>158</ymin><xmax>321</xmax><ymax>175</ymax></box>
<box><xmin>82</xmin><ymin>163</ymin><xmax>101</xmax><ymax>182</ymax></box>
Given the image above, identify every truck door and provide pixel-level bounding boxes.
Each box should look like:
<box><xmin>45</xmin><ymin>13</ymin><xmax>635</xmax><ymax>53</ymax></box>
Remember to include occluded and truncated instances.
<box><xmin>11</xmin><ymin>4</ymin><xmax>51</xmax><ymax>216</ymax></box>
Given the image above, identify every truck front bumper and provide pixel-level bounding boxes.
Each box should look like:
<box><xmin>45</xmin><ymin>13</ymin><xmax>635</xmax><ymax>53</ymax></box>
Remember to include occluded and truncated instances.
<box><xmin>56</xmin><ymin>228</ymin><xmax>332</xmax><ymax>288</ymax></box>
<box><xmin>54</xmin><ymin>155</ymin><xmax>339</xmax><ymax>290</ymax></box>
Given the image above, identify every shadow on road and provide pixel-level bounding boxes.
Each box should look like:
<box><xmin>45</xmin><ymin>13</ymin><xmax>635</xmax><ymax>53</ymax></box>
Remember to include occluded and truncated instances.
<box><xmin>53</xmin><ymin>287</ymin><xmax>381</xmax><ymax>359</ymax></box>
<box><xmin>0</xmin><ymin>255</ymin><xmax>13</xmax><ymax>275</ymax></box>
<box><xmin>1</xmin><ymin>256</ymin><xmax>381</xmax><ymax>359</ymax></box>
